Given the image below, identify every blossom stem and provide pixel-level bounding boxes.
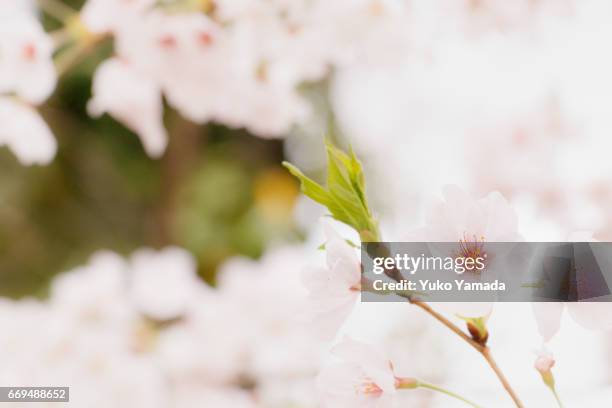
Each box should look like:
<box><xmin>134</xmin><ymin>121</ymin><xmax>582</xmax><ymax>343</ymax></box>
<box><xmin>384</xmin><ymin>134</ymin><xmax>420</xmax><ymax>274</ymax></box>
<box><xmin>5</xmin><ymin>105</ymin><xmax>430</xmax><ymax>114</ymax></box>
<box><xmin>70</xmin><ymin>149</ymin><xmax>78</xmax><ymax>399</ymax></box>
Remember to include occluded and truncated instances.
<box><xmin>409</xmin><ymin>300</ymin><xmax>524</xmax><ymax>408</ymax></box>
<box><xmin>481</xmin><ymin>347</ymin><xmax>525</xmax><ymax>408</ymax></box>
<box><xmin>552</xmin><ymin>388</ymin><xmax>564</xmax><ymax>408</ymax></box>
<box><xmin>410</xmin><ymin>300</ymin><xmax>485</xmax><ymax>351</ymax></box>
<box><xmin>37</xmin><ymin>0</ymin><xmax>76</xmax><ymax>22</ymax></box>
<box><xmin>418</xmin><ymin>381</ymin><xmax>482</xmax><ymax>408</ymax></box>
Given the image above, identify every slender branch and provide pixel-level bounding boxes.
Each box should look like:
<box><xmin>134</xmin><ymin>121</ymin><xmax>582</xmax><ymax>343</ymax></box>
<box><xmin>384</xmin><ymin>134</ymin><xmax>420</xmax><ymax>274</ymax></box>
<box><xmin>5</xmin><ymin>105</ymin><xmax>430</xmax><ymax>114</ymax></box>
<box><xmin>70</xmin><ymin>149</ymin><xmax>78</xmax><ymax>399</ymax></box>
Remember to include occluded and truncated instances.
<box><xmin>38</xmin><ymin>0</ymin><xmax>75</xmax><ymax>21</ymax></box>
<box><xmin>552</xmin><ymin>388</ymin><xmax>564</xmax><ymax>408</ymax></box>
<box><xmin>418</xmin><ymin>381</ymin><xmax>482</xmax><ymax>408</ymax></box>
<box><xmin>409</xmin><ymin>300</ymin><xmax>524</xmax><ymax>407</ymax></box>
<box><xmin>410</xmin><ymin>300</ymin><xmax>485</xmax><ymax>352</ymax></box>
<box><xmin>481</xmin><ymin>348</ymin><xmax>525</xmax><ymax>408</ymax></box>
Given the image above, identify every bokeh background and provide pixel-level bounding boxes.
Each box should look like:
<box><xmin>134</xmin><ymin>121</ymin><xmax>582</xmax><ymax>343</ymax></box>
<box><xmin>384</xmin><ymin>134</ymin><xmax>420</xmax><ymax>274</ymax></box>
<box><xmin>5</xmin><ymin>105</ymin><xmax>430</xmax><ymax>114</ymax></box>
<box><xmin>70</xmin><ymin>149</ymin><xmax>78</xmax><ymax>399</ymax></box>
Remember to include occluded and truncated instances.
<box><xmin>4</xmin><ymin>0</ymin><xmax>612</xmax><ymax>407</ymax></box>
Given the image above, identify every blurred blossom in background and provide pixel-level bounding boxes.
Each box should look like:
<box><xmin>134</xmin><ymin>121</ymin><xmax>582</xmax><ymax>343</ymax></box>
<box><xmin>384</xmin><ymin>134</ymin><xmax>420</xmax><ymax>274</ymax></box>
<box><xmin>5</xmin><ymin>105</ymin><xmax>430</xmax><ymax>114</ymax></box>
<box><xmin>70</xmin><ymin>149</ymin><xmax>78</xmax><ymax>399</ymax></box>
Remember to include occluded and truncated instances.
<box><xmin>3</xmin><ymin>0</ymin><xmax>612</xmax><ymax>407</ymax></box>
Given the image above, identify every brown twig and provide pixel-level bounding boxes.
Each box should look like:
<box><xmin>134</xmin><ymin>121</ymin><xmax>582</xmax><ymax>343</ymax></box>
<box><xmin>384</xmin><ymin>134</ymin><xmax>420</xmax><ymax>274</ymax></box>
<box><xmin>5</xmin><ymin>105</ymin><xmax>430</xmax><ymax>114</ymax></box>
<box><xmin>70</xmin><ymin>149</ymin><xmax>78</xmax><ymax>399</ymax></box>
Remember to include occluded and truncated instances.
<box><xmin>409</xmin><ymin>299</ymin><xmax>525</xmax><ymax>408</ymax></box>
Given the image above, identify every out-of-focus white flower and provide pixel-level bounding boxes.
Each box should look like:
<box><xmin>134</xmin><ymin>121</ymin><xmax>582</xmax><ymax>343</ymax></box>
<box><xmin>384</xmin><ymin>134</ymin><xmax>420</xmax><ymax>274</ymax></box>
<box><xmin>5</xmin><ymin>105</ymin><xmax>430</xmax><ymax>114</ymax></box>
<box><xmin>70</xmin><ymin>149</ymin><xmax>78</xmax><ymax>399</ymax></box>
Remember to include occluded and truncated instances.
<box><xmin>0</xmin><ymin>245</ymin><xmax>322</xmax><ymax>407</ymax></box>
<box><xmin>216</xmin><ymin>246</ymin><xmax>320</xmax><ymax>379</ymax></box>
<box><xmin>88</xmin><ymin>58</ymin><xmax>168</xmax><ymax>158</ymax></box>
<box><xmin>317</xmin><ymin>336</ymin><xmax>398</xmax><ymax>408</ymax></box>
<box><xmin>174</xmin><ymin>386</ymin><xmax>256</xmax><ymax>408</ymax></box>
<box><xmin>116</xmin><ymin>10</ymin><xmax>310</xmax><ymax>138</ymax></box>
<box><xmin>302</xmin><ymin>224</ymin><xmax>361</xmax><ymax>340</ymax></box>
<box><xmin>128</xmin><ymin>247</ymin><xmax>199</xmax><ymax>320</ymax></box>
<box><xmin>0</xmin><ymin>1</ymin><xmax>36</xmax><ymax>17</ymax></box>
<box><xmin>0</xmin><ymin>97</ymin><xmax>56</xmax><ymax>165</ymax></box>
<box><xmin>532</xmin><ymin>301</ymin><xmax>612</xmax><ymax>342</ymax></box>
<box><xmin>466</xmin><ymin>101</ymin><xmax>571</xmax><ymax>200</ymax></box>
<box><xmin>0</xmin><ymin>16</ymin><xmax>56</xmax><ymax>105</ymax></box>
<box><xmin>155</xmin><ymin>296</ymin><xmax>246</xmax><ymax>386</ymax></box>
<box><xmin>48</xmin><ymin>250</ymin><xmax>136</xmax><ymax>339</ymax></box>
<box><xmin>532</xmin><ymin>233</ymin><xmax>612</xmax><ymax>341</ymax></box>
<box><xmin>313</xmin><ymin>0</ymin><xmax>413</xmax><ymax>68</ymax></box>
<box><xmin>80</xmin><ymin>0</ymin><xmax>155</xmax><ymax>34</ymax></box>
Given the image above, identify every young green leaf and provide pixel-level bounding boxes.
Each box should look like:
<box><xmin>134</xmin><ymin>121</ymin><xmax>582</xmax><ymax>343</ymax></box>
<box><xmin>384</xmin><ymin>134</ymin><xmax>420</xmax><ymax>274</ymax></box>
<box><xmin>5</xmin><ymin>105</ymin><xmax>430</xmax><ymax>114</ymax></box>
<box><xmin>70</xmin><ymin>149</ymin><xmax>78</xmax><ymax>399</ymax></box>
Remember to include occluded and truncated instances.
<box><xmin>282</xmin><ymin>141</ymin><xmax>379</xmax><ymax>241</ymax></box>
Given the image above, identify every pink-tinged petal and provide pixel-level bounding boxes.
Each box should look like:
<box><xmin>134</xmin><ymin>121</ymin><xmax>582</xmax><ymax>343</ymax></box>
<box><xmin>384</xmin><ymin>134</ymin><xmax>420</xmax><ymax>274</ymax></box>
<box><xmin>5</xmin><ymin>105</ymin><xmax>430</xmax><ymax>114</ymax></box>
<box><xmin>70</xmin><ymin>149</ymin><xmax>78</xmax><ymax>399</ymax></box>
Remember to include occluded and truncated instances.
<box><xmin>317</xmin><ymin>363</ymin><xmax>366</xmax><ymax>407</ymax></box>
<box><xmin>0</xmin><ymin>98</ymin><xmax>56</xmax><ymax>165</ymax></box>
<box><xmin>481</xmin><ymin>191</ymin><xmax>520</xmax><ymax>241</ymax></box>
<box><xmin>88</xmin><ymin>58</ymin><xmax>167</xmax><ymax>158</ymax></box>
<box><xmin>318</xmin><ymin>338</ymin><xmax>396</xmax><ymax>408</ymax></box>
<box><xmin>331</xmin><ymin>257</ymin><xmax>361</xmax><ymax>289</ymax></box>
<box><xmin>532</xmin><ymin>302</ymin><xmax>564</xmax><ymax>341</ymax></box>
<box><xmin>0</xmin><ymin>17</ymin><xmax>56</xmax><ymax>105</ymax></box>
<box><xmin>332</xmin><ymin>337</ymin><xmax>392</xmax><ymax>376</ymax></box>
<box><xmin>306</xmin><ymin>292</ymin><xmax>358</xmax><ymax>340</ymax></box>
<box><xmin>567</xmin><ymin>302</ymin><xmax>612</xmax><ymax>331</ymax></box>
<box><xmin>301</xmin><ymin>265</ymin><xmax>332</xmax><ymax>294</ymax></box>
<box><xmin>534</xmin><ymin>347</ymin><xmax>555</xmax><ymax>373</ymax></box>
<box><xmin>324</xmin><ymin>224</ymin><xmax>360</xmax><ymax>270</ymax></box>
<box><xmin>567</xmin><ymin>231</ymin><xmax>596</xmax><ymax>242</ymax></box>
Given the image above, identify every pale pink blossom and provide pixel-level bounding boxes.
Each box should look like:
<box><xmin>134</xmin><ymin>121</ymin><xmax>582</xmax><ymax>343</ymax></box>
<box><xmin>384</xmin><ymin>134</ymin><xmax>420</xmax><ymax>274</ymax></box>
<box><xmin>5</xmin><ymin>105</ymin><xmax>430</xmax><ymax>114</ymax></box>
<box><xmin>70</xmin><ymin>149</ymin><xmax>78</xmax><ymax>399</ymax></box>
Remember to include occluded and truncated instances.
<box><xmin>80</xmin><ymin>0</ymin><xmax>155</xmax><ymax>34</ymax></box>
<box><xmin>534</xmin><ymin>347</ymin><xmax>555</xmax><ymax>374</ymax></box>
<box><xmin>128</xmin><ymin>247</ymin><xmax>199</xmax><ymax>321</ymax></box>
<box><xmin>302</xmin><ymin>224</ymin><xmax>361</xmax><ymax>340</ymax></box>
<box><xmin>0</xmin><ymin>16</ymin><xmax>56</xmax><ymax>105</ymax></box>
<box><xmin>413</xmin><ymin>185</ymin><xmax>522</xmax><ymax>243</ymax></box>
<box><xmin>0</xmin><ymin>97</ymin><xmax>56</xmax><ymax>165</ymax></box>
<box><xmin>115</xmin><ymin>10</ymin><xmax>310</xmax><ymax>137</ymax></box>
<box><xmin>174</xmin><ymin>387</ymin><xmax>256</xmax><ymax>408</ymax></box>
<box><xmin>532</xmin><ymin>233</ymin><xmax>612</xmax><ymax>341</ymax></box>
<box><xmin>532</xmin><ymin>301</ymin><xmax>612</xmax><ymax>342</ymax></box>
<box><xmin>317</xmin><ymin>337</ymin><xmax>398</xmax><ymax>408</ymax></box>
<box><xmin>88</xmin><ymin>58</ymin><xmax>168</xmax><ymax>158</ymax></box>
<box><xmin>407</xmin><ymin>185</ymin><xmax>522</xmax><ymax>317</ymax></box>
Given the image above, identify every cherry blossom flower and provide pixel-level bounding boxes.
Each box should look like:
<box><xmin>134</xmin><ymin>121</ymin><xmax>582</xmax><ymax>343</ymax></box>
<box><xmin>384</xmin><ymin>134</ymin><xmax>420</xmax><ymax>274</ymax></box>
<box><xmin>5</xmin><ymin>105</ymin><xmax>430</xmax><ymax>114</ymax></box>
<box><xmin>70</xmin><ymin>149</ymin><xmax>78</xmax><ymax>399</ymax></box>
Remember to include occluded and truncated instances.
<box><xmin>0</xmin><ymin>97</ymin><xmax>56</xmax><ymax>165</ymax></box>
<box><xmin>407</xmin><ymin>185</ymin><xmax>522</xmax><ymax>317</ymax></box>
<box><xmin>115</xmin><ymin>10</ymin><xmax>310</xmax><ymax>138</ymax></box>
<box><xmin>88</xmin><ymin>58</ymin><xmax>168</xmax><ymax>158</ymax></box>
<box><xmin>80</xmin><ymin>0</ymin><xmax>155</xmax><ymax>35</ymax></box>
<box><xmin>302</xmin><ymin>224</ymin><xmax>362</xmax><ymax>340</ymax></box>
<box><xmin>317</xmin><ymin>337</ymin><xmax>399</xmax><ymax>408</ymax></box>
<box><xmin>128</xmin><ymin>247</ymin><xmax>199</xmax><ymax>321</ymax></box>
<box><xmin>0</xmin><ymin>15</ymin><xmax>56</xmax><ymax>105</ymax></box>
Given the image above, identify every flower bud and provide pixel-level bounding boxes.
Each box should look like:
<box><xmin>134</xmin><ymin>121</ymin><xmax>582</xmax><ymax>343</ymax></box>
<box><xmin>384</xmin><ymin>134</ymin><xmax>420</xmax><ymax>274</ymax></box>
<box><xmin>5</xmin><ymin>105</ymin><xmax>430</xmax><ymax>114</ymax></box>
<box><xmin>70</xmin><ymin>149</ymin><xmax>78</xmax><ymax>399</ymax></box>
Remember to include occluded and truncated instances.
<box><xmin>395</xmin><ymin>377</ymin><xmax>419</xmax><ymax>390</ymax></box>
<box><xmin>534</xmin><ymin>349</ymin><xmax>555</xmax><ymax>389</ymax></box>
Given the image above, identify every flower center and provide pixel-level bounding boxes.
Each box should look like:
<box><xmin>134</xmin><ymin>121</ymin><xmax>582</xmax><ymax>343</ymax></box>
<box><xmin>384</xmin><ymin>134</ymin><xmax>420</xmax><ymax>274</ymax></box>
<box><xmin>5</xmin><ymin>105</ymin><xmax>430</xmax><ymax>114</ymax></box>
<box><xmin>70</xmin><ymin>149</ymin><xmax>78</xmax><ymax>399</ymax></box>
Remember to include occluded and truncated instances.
<box><xmin>158</xmin><ymin>34</ymin><xmax>177</xmax><ymax>49</ymax></box>
<box><xmin>22</xmin><ymin>43</ymin><xmax>37</xmax><ymax>61</ymax></box>
<box><xmin>359</xmin><ymin>379</ymin><xmax>383</xmax><ymax>396</ymax></box>
<box><xmin>456</xmin><ymin>233</ymin><xmax>488</xmax><ymax>271</ymax></box>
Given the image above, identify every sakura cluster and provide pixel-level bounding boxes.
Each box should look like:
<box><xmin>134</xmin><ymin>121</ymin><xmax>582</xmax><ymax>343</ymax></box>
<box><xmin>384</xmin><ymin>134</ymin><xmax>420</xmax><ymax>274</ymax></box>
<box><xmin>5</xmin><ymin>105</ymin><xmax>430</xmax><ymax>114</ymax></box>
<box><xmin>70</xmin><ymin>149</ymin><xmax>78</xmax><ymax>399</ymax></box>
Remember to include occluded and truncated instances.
<box><xmin>1</xmin><ymin>0</ymin><xmax>575</xmax><ymax>166</ymax></box>
<box><xmin>0</xmin><ymin>0</ymin><xmax>417</xmax><ymax>164</ymax></box>
<box><xmin>301</xmin><ymin>184</ymin><xmax>612</xmax><ymax>407</ymax></box>
<box><xmin>0</xmin><ymin>246</ymin><xmax>322</xmax><ymax>407</ymax></box>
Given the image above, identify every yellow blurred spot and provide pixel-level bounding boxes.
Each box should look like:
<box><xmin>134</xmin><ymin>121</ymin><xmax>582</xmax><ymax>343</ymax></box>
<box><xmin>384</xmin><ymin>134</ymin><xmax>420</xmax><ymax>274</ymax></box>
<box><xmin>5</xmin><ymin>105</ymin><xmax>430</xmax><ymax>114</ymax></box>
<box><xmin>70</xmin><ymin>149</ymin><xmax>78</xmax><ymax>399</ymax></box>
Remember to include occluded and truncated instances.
<box><xmin>254</xmin><ymin>168</ymin><xmax>299</xmax><ymax>223</ymax></box>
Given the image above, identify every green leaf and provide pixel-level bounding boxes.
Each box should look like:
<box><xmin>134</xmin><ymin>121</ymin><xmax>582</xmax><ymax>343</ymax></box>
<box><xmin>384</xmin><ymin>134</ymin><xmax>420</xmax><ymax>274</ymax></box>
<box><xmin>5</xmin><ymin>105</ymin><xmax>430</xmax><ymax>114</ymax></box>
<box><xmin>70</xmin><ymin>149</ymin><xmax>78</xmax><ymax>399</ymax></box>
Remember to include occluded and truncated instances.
<box><xmin>282</xmin><ymin>140</ymin><xmax>379</xmax><ymax>241</ymax></box>
<box><xmin>282</xmin><ymin>162</ymin><xmax>331</xmax><ymax>206</ymax></box>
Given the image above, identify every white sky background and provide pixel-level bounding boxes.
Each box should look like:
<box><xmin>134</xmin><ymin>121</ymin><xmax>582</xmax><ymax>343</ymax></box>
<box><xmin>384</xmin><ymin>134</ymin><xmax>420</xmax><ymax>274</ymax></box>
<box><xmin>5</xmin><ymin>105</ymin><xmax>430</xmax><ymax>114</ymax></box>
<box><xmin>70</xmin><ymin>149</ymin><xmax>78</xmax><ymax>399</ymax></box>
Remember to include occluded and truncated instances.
<box><xmin>291</xmin><ymin>1</ymin><xmax>612</xmax><ymax>406</ymax></box>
